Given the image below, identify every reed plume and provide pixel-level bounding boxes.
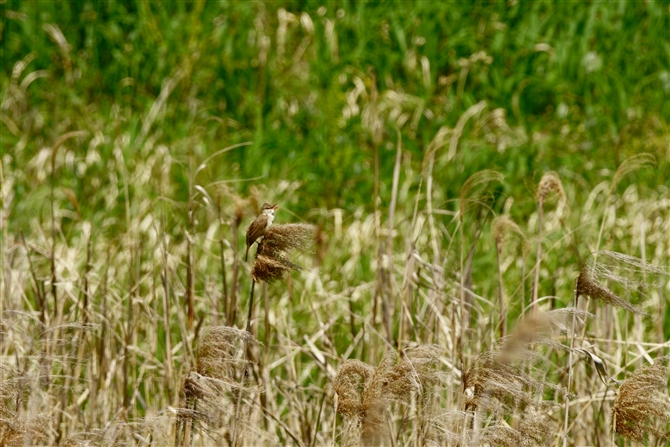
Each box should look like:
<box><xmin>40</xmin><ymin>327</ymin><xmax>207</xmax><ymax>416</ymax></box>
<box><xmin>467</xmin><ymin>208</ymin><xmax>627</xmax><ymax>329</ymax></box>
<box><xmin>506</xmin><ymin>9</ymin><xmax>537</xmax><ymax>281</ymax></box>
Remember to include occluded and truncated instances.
<box><xmin>178</xmin><ymin>326</ymin><xmax>254</xmax><ymax>445</ymax></box>
<box><xmin>463</xmin><ymin>311</ymin><xmax>583</xmax><ymax>445</ymax></box>
<box><xmin>0</xmin><ymin>362</ymin><xmax>48</xmax><ymax>446</ymax></box>
<box><xmin>334</xmin><ymin>345</ymin><xmax>445</xmax><ymax>446</ymax></box>
<box><xmin>577</xmin><ymin>250</ymin><xmax>668</xmax><ymax>315</ymax></box>
<box><xmin>575</xmin><ymin>267</ymin><xmax>646</xmax><ymax>315</ymax></box>
<box><xmin>466</xmin><ymin>309</ymin><xmax>584</xmax><ymax>411</ymax></box>
<box><xmin>612</xmin><ymin>357</ymin><xmax>670</xmax><ymax>443</ymax></box>
<box><xmin>251</xmin><ymin>223</ymin><xmax>315</xmax><ymax>283</ymax></box>
<box><xmin>480</xmin><ymin>403</ymin><xmax>557</xmax><ymax>447</ymax></box>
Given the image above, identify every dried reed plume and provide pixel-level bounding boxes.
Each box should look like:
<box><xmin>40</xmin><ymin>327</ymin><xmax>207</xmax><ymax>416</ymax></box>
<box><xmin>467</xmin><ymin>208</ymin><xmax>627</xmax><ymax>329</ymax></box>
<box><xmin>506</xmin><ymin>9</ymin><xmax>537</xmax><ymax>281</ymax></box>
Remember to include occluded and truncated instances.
<box><xmin>576</xmin><ymin>250</ymin><xmax>668</xmax><ymax>315</ymax></box>
<box><xmin>463</xmin><ymin>312</ymin><xmax>579</xmax><ymax>445</ymax></box>
<box><xmin>463</xmin><ymin>350</ymin><xmax>545</xmax><ymax>414</ymax></box>
<box><xmin>537</xmin><ymin>171</ymin><xmax>566</xmax><ymax>208</ymax></box>
<box><xmin>575</xmin><ymin>268</ymin><xmax>645</xmax><ymax>315</ymax></box>
<box><xmin>178</xmin><ymin>326</ymin><xmax>254</xmax><ymax>444</ymax></box>
<box><xmin>0</xmin><ymin>363</ymin><xmax>47</xmax><ymax>446</ymax></box>
<box><xmin>251</xmin><ymin>223</ymin><xmax>315</xmax><ymax>283</ymax></box>
<box><xmin>492</xmin><ymin>215</ymin><xmax>525</xmax><ymax>247</ymax></box>
<box><xmin>480</xmin><ymin>403</ymin><xmax>558</xmax><ymax>447</ymax></box>
<box><xmin>609</xmin><ymin>153</ymin><xmax>655</xmax><ymax>194</ymax></box>
<box><xmin>588</xmin><ymin>250</ymin><xmax>668</xmax><ymax>288</ymax></box>
<box><xmin>334</xmin><ymin>360</ymin><xmax>375</xmax><ymax>418</ymax></box>
<box><xmin>191</xmin><ymin>325</ymin><xmax>253</xmax><ymax>387</ymax></box>
<box><xmin>61</xmin><ymin>431</ymin><xmax>106</xmax><ymax>447</ymax></box>
<box><xmin>61</xmin><ymin>417</ymin><xmax>173</xmax><ymax>447</ymax></box>
<box><xmin>334</xmin><ymin>345</ymin><xmax>445</xmax><ymax>446</ymax></box>
<box><xmin>594</xmin><ymin>153</ymin><xmax>655</xmax><ymax>261</ymax></box>
<box><xmin>612</xmin><ymin>357</ymin><xmax>670</xmax><ymax>443</ymax></box>
<box><xmin>459</xmin><ymin>169</ymin><xmax>505</xmax><ymax>217</ymax></box>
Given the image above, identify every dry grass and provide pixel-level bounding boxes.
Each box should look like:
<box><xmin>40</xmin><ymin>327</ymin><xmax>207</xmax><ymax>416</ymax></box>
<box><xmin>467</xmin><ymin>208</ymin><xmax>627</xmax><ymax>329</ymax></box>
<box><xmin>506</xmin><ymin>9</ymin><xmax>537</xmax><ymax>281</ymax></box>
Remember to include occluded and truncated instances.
<box><xmin>479</xmin><ymin>403</ymin><xmax>557</xmax><ymax>447</ymax></box>
<box><xmin>1</xmin><ymin>7</ymin><xmax>669</xmax><ymax>445</ymax></box>
<box><xmin>463</xmin><ymin>311</ymin><xmax>573</xmax><ymax>416</ymax></box>
<box><xmin>0</xmin><ymin>362</ymin><xmax>48</xmax><ymax>446</ymax></box>
<box><xmin>612</xmin><ymin>357</ymin><xmax>670</xmax><ymax>443</ymax></box>
<box><xmin>334</xmin><ymin>345</ymin><xmax>446</xmax><ymax>446</ymax></box>
<box><xmin>251</xmin><ymin>223</ymin><xmax>315</xmax><ymax>283</ymax></box>
<box><xmin>577</xmin><ymin>250</ymin><xmax>668</xmax><ymax>316</ymax></box>
<box><xmin>2</xmin><ymin>138</ymin><xmax>668</xmax><ymax>446</ymax></box>
<box><xmin>576</xmin><ymin>267</ymin><xmax>647</xmax><ymax>316</ymax></box>
<box><xmin>178</xmin><ymin>326</ymin><xmax>256</xmax><ymax>445</ymax></box>
<box><xmin>537</xmin><ymin>172</ymin><xmax>566</xmax><ymax>209</ymax></box>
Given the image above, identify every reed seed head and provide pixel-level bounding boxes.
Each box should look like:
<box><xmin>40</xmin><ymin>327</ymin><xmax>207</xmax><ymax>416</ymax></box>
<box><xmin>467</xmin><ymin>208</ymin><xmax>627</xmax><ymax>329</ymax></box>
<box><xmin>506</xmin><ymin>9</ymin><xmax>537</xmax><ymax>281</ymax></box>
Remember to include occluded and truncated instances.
<box><xmin>612</xmin><ymin>357</ymin><xmax>670</xmax><ymax>443</ymax></box>
<box><xmin>576</xmin><ymin>250</ymin><xmax>668</xmax><ymax>315</ymax></box>
<box><xmin>251</xmin><ymin>223</ymin><xmax>315</xmax><ymax>282</ymax></box>
<box><xmin>481</xmin><ymin>403</ymin><xmax>557</xmax><ymax>447</ymax></box>
<box><xmin>195</xmin><ymin>325</ymin><xmax>252</xmax><ymax>380</ymax></box>
<box><xmin>334</xmin><ymin>359</ymin><xmax>374</xmax><ymax>418</ymax></box>
<box><xmin>333</xmin><ymin>346</ymin><xmax>444</xmax><ymax>446</ymax></box>
<box><xmin>610</xmin><ymin>153</ymin><xmax>655</xmax><ymax>193</ymax></box>
<box><xmin>576</xmin><ymin>267</ymin><xmax>647</xmax><ymax>315</ymax></box>
<box><xmin>463</xmin><ymin>350</ymin><xmax>544</xmax><ymax>413</ymax></box>
<box><xmin>492</xmin><ymin>215</ymin><xmax>525</xmax><ymax>247</ymax></box>
<box><xmin>463</xmin><ymin>311</ymin><xmax>576</xmax><ymax>418</ymax></box>
<box><xmin>0</xmin><ymin>363</ymin><xmax>47</xmax><ymax>446</ymax></box>
<box><xmin>459</xmin><ymin>169</ymin><xmax>505</xmax><ymax>217</ymax></box>
<box><xmin>537</xmin><ymin>171</ymin><xmax>565</xmax><ymax>203</ymax></box>
<box><xmin>180</xmin><ymin>326</ymin><xmax>255</xmax><ymax>429</ymax></box>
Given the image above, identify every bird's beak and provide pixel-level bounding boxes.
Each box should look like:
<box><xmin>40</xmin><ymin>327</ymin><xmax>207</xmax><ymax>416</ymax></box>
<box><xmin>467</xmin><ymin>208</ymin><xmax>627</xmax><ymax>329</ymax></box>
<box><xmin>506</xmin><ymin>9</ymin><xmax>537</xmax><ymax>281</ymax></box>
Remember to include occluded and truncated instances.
<box><xmin>272</xmin><ymin>204</ymin><xmax>278</xmax><ymax>210</ymax></box>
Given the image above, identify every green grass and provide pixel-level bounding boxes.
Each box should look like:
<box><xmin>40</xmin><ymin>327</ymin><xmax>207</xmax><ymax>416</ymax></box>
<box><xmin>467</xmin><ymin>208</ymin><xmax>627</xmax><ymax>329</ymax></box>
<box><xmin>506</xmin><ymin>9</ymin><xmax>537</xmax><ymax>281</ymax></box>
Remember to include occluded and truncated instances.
<box><xmin>1</xmin><ymin>1</ymin><xmax>669</xmax><ymax>446</ymax></box>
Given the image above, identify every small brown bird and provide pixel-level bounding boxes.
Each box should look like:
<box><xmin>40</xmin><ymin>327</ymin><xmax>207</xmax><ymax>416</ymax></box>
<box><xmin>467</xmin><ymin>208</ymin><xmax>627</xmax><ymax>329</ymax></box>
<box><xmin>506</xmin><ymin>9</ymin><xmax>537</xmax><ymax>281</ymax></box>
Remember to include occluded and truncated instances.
<box><xmin>245</xmin><ymin>203</ymin><xmax>277</xmax><ymax>261</ymax></box>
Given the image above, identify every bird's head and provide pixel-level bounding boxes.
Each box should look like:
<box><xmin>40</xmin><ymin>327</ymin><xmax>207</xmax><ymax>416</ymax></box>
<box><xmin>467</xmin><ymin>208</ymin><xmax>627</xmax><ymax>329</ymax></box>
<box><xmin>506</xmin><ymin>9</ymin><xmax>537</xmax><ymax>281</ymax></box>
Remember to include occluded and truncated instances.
<box><xmin>261</xmin><ymin>203</ymin><xmax>278</xmax><ymax>215</ymax></box>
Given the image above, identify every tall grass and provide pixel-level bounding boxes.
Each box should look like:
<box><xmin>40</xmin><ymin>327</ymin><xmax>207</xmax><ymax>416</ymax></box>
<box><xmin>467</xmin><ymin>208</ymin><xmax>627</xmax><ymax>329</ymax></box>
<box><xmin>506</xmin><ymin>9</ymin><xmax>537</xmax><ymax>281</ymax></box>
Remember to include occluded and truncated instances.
<box><xmin>1</xmin><ymin>1</ymin><xmax>670</xmax><ymax>446</ymax></box>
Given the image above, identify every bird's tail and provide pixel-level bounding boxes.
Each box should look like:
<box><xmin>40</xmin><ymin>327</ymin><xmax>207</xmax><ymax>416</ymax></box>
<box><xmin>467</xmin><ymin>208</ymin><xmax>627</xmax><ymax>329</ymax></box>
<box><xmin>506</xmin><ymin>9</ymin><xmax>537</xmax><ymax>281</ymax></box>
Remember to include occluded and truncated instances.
<box><xmin>245</xmin><ymin>246</ymin><xmax>249</xmax><ymax>262</ymax></box>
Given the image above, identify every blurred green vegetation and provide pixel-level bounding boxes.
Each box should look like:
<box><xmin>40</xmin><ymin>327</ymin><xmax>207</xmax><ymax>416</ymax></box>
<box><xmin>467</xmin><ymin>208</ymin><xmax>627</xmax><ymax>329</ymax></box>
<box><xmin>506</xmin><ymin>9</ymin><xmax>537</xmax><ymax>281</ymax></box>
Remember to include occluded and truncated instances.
<box><xmin>2</xmin><ymin>0</ymin><xmax>669</xmax><ymax>345</ymax></box>
<box><xmin>2</xmin><ymin>0</ymin><xmax>668</xmax><ymax>221</ymax></box>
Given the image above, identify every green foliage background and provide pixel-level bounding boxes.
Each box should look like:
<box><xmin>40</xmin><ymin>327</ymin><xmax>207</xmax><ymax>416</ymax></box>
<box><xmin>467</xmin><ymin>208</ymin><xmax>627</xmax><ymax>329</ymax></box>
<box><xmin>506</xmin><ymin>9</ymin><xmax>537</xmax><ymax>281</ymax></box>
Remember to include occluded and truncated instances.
<box><xmin>3</xmin><ymin>1</ymin><xmax>668</xmax><ymax>216</ymax></box>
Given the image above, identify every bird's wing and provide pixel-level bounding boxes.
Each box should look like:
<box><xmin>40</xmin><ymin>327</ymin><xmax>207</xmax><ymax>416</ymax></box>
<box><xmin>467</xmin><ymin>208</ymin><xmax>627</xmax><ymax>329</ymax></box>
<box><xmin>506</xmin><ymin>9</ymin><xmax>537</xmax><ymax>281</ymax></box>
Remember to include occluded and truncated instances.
<box><xmin>246</xmin><ymin>216</ymin><xmax>267</xmax><ymax>245</ymax></box>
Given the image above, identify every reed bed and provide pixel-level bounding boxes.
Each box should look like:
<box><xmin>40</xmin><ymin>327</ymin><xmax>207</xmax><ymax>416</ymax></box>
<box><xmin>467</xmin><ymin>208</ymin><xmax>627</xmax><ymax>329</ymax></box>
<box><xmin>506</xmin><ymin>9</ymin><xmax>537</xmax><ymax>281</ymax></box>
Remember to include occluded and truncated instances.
<box><xmin>1</xmin><ymin>2</ymin><xmax>669</xmax><ymax>446</ymax></box>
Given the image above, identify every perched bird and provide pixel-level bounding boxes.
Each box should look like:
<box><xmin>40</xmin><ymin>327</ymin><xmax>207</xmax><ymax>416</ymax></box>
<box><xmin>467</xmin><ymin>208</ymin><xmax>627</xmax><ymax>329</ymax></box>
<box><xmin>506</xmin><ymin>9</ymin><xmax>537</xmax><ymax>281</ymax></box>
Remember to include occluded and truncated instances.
<box><xmin>245</xmin><ymin>203</ymin><xmax>277</xmax><ymax>261</ymax></box>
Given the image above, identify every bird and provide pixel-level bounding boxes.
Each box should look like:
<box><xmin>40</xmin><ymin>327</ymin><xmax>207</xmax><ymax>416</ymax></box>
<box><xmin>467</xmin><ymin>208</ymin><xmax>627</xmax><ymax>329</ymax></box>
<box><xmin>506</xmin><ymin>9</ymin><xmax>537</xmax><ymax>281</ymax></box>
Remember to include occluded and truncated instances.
<box><xmin>245</xmin><ymin>203</ymin><xmax>277</xmax><ymax>261</ymax></box>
